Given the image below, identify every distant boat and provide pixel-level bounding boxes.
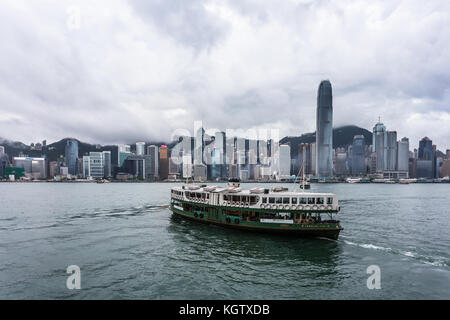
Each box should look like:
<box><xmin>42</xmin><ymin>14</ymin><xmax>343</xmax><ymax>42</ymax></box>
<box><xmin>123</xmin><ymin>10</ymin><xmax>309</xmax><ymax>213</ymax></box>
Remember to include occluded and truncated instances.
<box><xmin>346</xmin><ymin>178</ymin><xmax>361</xmax><ymax>184</ymax></box>
<box><xmin>96</xmin><ymin>179</ymin><xmax>110</xmax><ymax>184</ymax></box>
<box><xmin>399</xmin><ymin>178</ymin><xmax>416</xmax><ymax>184</ymax></box>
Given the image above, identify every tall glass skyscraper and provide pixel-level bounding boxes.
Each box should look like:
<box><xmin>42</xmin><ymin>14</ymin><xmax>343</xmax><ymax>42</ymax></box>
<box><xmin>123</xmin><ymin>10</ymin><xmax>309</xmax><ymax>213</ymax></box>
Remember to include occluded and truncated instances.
<box><xmin>316</xmin><ymin>80</ymin><xmax>333</xmax><ymax>178</ymax></box>
<box><xmin>351</xmin><ymin>135</ymin><xmax>366</xmax><ymax>175</ymax></box>
<box><xmin>65</xmin><ymin>140</ymin><xmax>79</xmax><ymax>175</ymax></box>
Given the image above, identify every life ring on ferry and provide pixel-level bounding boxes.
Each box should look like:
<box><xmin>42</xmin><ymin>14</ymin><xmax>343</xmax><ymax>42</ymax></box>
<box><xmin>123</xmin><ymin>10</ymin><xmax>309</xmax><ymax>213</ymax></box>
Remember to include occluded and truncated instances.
<box><xmin>260</xmin><ymin>204</ymin><xmax>264</xmax><ymax>209</ymax></box>
<box><xmin>305</xmin><ymin>205</ymin><xmax>310</xmax><ymax>210</ymax></box>
<box><xmin>312</xmin><ymin>205</ymin><xmax>318</xmax><ymax>210</ymax></box>
<box><xmin>327</xmin><ymin>205</ymin><xmax>333</xmax><ymax>210</ymax></box>
<box><xmin>319</xmin><ymin>205</ymin><xmax>325</xmax><ymax>210</ymax></box>
<box><xmin>290</xmin><ymin>205</ymin><xmax>296</xmax><ymax>210</ymax></box>
<box><xmin>226</xmin><ymin>217</ymin><xmax>231</xmax><ymax>223</ymax></box>
<box><xmin>284</xmin><ymin>205</ymin><xmax>290</xmax><ymax>210</ymax></box>
<box><xmin>278</xmin><ymin>204</ymin><xmax>283</xmax><ymax>210</ymax></box>
<box><xmin>297</xmin><ymin>205</ymin><xmax>303</xmax><ymax>210</ymax></box>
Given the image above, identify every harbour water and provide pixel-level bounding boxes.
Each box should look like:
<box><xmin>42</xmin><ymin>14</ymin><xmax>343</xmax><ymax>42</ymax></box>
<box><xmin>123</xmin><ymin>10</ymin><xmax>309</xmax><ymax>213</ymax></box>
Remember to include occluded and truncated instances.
<box><xmin>0</xmin><ymin>182</ymin><xmax>449</xmax><ymax>299</ymax></box>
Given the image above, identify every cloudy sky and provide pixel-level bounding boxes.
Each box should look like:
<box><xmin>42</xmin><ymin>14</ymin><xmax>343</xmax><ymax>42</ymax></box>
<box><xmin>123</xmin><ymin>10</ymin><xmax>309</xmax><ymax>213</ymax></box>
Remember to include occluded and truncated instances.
<box><xmin>0</xmin><ymin>0</ymin><xmax>449</xmax><ymax>150</ymax></box>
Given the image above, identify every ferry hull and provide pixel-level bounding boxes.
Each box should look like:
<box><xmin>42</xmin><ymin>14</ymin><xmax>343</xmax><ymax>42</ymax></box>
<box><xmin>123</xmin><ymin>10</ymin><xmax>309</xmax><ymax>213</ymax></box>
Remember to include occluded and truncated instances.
<box><xmin>169</xmin><ymin>204</ymin><xmax>342</xmax><ymax>240</ymax></box>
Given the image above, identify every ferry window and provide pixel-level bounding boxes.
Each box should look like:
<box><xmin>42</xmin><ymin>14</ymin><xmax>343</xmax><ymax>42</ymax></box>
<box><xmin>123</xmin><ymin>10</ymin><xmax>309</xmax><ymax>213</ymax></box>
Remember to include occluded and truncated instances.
<box><xmin>300</xmin><ymin>198</ymin><xmax>307</xmax><ymax>204</ymax></box>
<box><xmin>243</xmin><ymin>196</ymin><xmax>249</xmax><ymax>203</ymax></box>
<box><xmin>327</xmin><ymin>197</ymin><xmax>333</xmax><ymax>205</ymax></box>
<box><xmin>283</xmin><ymin>198</ymin><xmax>290</xmax><ymax>204</ymax></box>
<box><xmin>262</xmin><ymin>197</ymin><xmax>267</xmax><ymax>204</ymax></box>
<box><xmin>224</xmin><ymin>195</ymin><xmax>228</xmax><ymax>201</ymax></box>
<box><xmin>317</xmin><ymin>197</ymin><xmax>324</xmax><ymax>204</ymax></box>
<box><xmin>250</xmin><ymin>196</ymin><xmax>258</xmax><ymax>205</ymax></box>
<box><xmin>308</xmin><ymin>198</ymin><xmax>315</xmax><ymax>204</ymax></box>
<box><xmin>276</xmin><ymin>197</ymin><xmax>282</xmax><ymax>204</ymax></box>
<box><xmin>269</xmin><ymin>197</ymin><xmax>275</xmax><ymax>204</ymax></box>
<box><xmin>232</xmin><ymin>195</ymin><xmax>239</xmax><ymax>202</ymax></box>
<box><xmin>292</xmin><ymin>198</ymin><xmax>297</xmax><ymax>204</ymax></box>
<box><xmin>196</xmin><ymin>193</ymin><xmax>201</xmax><ymax>198</ymax></box>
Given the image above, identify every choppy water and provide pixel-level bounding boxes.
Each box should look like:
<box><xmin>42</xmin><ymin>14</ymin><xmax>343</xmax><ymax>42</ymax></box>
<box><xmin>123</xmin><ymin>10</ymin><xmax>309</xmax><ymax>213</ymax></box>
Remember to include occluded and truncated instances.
<box><xmin>0</xmin><ymin>182</ymin><xmax>449</xmax><ymax>299</ymax></box>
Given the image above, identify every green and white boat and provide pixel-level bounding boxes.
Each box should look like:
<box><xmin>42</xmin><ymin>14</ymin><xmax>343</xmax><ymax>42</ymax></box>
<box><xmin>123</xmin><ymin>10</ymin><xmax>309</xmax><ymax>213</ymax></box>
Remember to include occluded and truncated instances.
<box><xmin>170</xmin><ymin>179</ymin><xmax>343</xmax><ymax>240</ymax></box>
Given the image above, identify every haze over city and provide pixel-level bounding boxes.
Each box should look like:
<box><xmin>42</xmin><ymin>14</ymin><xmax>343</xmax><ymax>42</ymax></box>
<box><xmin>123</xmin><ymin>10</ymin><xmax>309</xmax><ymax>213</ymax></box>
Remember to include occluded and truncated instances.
<box><xmin>0</xmin><ymin>0</ymin><xmax>449</xmax><ymax>151</ymax></box>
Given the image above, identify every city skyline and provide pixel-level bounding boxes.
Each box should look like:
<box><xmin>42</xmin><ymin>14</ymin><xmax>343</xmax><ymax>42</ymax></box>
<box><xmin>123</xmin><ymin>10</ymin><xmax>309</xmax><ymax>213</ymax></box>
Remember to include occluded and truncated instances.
<box><xmin>0</xmin><ymin>1</ymin><xmax>449</xmax><ymax>150</ymax></box>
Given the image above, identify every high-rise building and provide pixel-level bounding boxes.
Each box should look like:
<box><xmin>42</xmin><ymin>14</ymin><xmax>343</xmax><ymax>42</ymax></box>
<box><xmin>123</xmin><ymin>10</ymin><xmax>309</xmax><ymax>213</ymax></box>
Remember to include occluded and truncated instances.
<box><xmin>416</xmin><ymin>160</ymin><xmax>433</xmax><ymax>178</ymax></box>
<box><xmin>397</xmin><ymin>137</ymin><xmax>409</xmax><ymax>172</ymax></box>
<box><xmin>13</xmin><ymin>157</ymin><xmax>47</xmax><ymax>179</ymax></box>
<box><xmin>351</xmin><ymin>135</ymin><xmax>366</xmax><ymax>175</ymax></box>
<box><xmin>88</xmin><ymin>152</ymin><xmax>104</xmax><ymax>179</ymax></box>
<box><xmin>279</xmin><ymin>144</ymin><xmax>291</xmax><ymax>178</ymax></box>
<box><xmin>334</xmin><ymin>149</ymin><xmax>348</xmax><ymax>176</ymax></box>
<box><xmin>373</xmin><ymin>121</ymin><xmax>386</xmax><ymax>172</ymax></box>
<box><xmin>102</xmin><ymin>151</ymin><xmax>111</xmax><ymax>178</ymax></box>
<box><xmin>159</xmin><ymin>145</ymin><xmax>169</xmax><ymax>180</ymax></box>
<box><xmin>419</xmin><ymin>137</ymin><xmax>433</xmax><ymax>160</ymax></box>
<box><xmin>65</xmin><ymin>140</ymin><xmax>79</xmax><ymax>175</ymax></box>
<box><xmin>182</xmin><ymin>154</ymin><xmax>192</xmax><ymax>179</ymax></box>
<box><xmin>118</xmin><ymin>144</ymin><xmax>132</xmax><ymax>167</ymax></box>
<box><xmin>194</xmin><ymin>126</ymin><xmax>204</xmax><ymax>165</ymax></box>
<box><xmin>316</xmin><ymin>80</ymin><xmax>333</xmax><ymax>178</ymax></box>
<box><xmin>147</xmin><ymin>145</ymin><xmax>159</xmax><ymax>179</ymax></box>
<box><xmin>0</xmin><ymin>146</ymin><xmax>5</xmax><ymax>155</ymax></box>
<box><xmin>385</xmin><ymin>131</ymin><xmax>397</xmax><ymax>171</ymax></box>
<box><xmin>82</xmin><ymin>156</ymin><xmax>90</xmax><ymax>178</ymax></box>
<box><xmin>136</xmin><ymin>142</ymin><xmax>145</xmax><ymax>156</ymax></box>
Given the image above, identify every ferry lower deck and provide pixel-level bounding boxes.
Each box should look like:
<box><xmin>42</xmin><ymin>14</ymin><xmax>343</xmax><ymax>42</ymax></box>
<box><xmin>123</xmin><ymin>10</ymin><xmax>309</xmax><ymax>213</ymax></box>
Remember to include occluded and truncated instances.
<box><xmin>170</xmin><ymin>190</ymin><xmax>343</xmax><ymax>240</ymax></box>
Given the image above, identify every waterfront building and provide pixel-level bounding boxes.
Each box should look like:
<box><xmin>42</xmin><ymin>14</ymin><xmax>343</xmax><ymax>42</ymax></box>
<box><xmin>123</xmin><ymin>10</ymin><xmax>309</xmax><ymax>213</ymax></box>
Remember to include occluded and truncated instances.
<box><xmin>416</xmin><ymin>159</ymin><xmax>433</xmax><ymax>178</ymax></box>
<box><xmin>13</xmin><ymin>157</ymin><xmax>47</xmax><ymax>179</ymax></box>
<box><xmin>159</xmin><ymin>145</ymin><xmax>169</xmax><ymax>180</ymax></box>
<box><xmin>182</xmin><ymin>154</ymin><xmax>192</xmax><ymax>179</ymax></box>
<box><xmin>419</xmin><ymin>137</ymin><xmax>433</xmax><ymax>160</ymax></box>
<box><xmin>169</xmin><ymin>157</ymin><xmax>180</xmax><ymax>177</ymax></box>
<box><xmin>0</xmin><ymin>151</ymin><xmax>10</xmax><ymax>178</ymax></box>
<box><xmin>315</xmin><ymin>80</ymin><xmax>333</xmax><ymax>178</ymax></box>
<box><xmin>298</xmin><ymin>143</ymin><xmax>313</xmax><ymax>175</ymax></box>
<box><xmin>409</xmin><ymin>158</ymin><xmax>417</xmax><ymax>178</ymax></box>
<box><xmin>193</xmin><ymin>164</ymin><xmax>207</xmax><ymax>181</ymax></box>
<box><xmin>194</xmin><ymin>126</ymin><xmax>204</xmax><ymax>165</ymax></box>
<box><xmin>65</xmin><ymin>140</ymin><xmax>79</xmax><ymax>175</ymax></box>
<box><xmin>373</xmin><ymin>120</ymin><xmax>386</xmax><ymax>172</ymax></box>
<box><xmin>60</xmin><ymin>166</ymin><xmax>69</xmax><ymax>177</ymax></box>
<box><xmin>136</xmin><ymin>142</ymin><xmax>145</xmax><ymax>156</ymax></box>
<box><xmin>239</xmin><ymin>169</ymin><xmax>249</xmax><ymax>181</ymax></box>
<box><xmin>49</xmin><ymin>161</ymin><xmax>59</xmax><ymax>178</ymax></box>
<box><xmin>102</xmin><ymin>151</ymin><xmax>111</xmax><ymax>178</ymax></box>
<box><xmin>334</xmin><ymin>149</ymin><xmax>348</xmax><ymax>176</ymax></box>
<box><xmin>446</xmin><ymin>150</ymin><xmax>450</xmax><ymax>159</ymax></box>
<box><xmin>384</xmin><ymin>131</ymin><xmax>397</xmax><ymax>171</ymax></box>
<box><xmin>0</xmin><ymin>146</ymin><xmax>4</xmax><ymax>155</ymax></box>
<box><xmin>279</xmin><ymin>144</ymin><xmax>291</xmax><ymax>178</ymax></box>
<box><xmin>122</xmin><ymin>155</ymin><xmax>146</xmax><ymax>179</ymax></box>
<box><xmin>351</xmin><ymin>135</ymin><xmax>366</xmax><ymax>175</ymax></box>
<box><xmin>118</xmin><ymin>144</ymin><xmax>132</xmax><ymax>167</ymax></box>
<box><xmin>436</xmin><ymin>157</ymin><xmax>444</xmax><ymax>178</ymax></box>
<box><xmin>82</xmin><ymin>156</ymin><xmax>90</xmax><ymax>178</ymax></box>
<box><xmin>440</xmin><ymin>159</ymin><xmax>450</xmax><ymax>178</ymax></box>
<box><xmin>147</xmin><ymin>145</ymin><xmax>159</xmax><ymax>179</ymax></box>
<box><xmin>369</xmin><ymin>153</ymin><xmax>377</xmax><ymax>174</ymax></box>
<box><xmin>397</xmin><ymin>137</ymin><xmax>409</xmax><ymax>172</ymax></box>
<box><xmin>88</xmin><ymin>152</ymin><xmax>104</xmax><ymax>179</ymax></box>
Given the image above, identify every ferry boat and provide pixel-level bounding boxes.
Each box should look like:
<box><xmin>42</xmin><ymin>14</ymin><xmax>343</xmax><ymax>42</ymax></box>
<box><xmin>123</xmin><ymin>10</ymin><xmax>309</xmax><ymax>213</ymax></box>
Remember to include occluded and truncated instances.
<box><xmin>169</xmin><ymin>179</ymin><xmax>343</xmax><ymax>240</ymax></box>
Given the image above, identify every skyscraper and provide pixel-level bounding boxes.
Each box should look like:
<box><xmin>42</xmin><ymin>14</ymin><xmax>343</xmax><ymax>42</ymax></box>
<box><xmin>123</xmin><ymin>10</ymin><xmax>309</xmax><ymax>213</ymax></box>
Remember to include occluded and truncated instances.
<box><xmin>65</xmin><ymin>140</ymin><xmax>79</xmax><ymax>175</ymax></box>
<box><xmin>159</xmin><ymin>145</ymin><xmax>169</xmax><ymax>180</ymax></box>
<box><xmin>279</xmin><ymin>144</ymin><xmax>291</xmax><ymax>178</ymax></box>
<box><xmin>118</xmin><ymin>144</ymin><xmax>132</xmax><ymax>167</ymax></box>
<box><xmin>147</xmin><ymin>145</ymin><xmax>159</xmax><ymax>179</ymax></box>
<box><xmin>351</xmin><ymin>135</ymin><xmax>366</xmax><ymax>175</ymax></box>
<box><xmin>136</xmin><ymin>142</ymin><xmax>145</xmax><ymax>156</ymax></box>
<box><xmin>373</xmin><ymin>120</ymin><xmax>386</xmax><ymax>172</ymax></box>
<box><xmin>102</xmin><ymin>151</ymin><xmax>111</xmax><ymax>178</ymax></box>
<box><xmin>397</xmin><ymin>137</ymin><xmax>409</xmax><ymax>172</ymax></box>
<box><xmin>419</xmin><ymin>137</ymin><xmax>433</xmax><ymax>160</ymax></box>
<box><xmin>316</xmin><ymin>80</ymin><xmax>333</xmax><ymax>178</ymax></box>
